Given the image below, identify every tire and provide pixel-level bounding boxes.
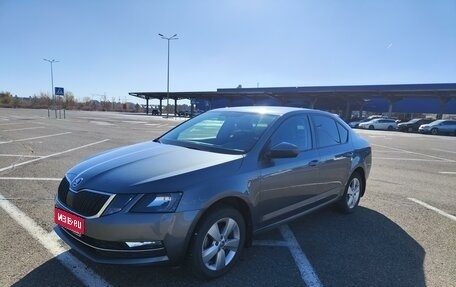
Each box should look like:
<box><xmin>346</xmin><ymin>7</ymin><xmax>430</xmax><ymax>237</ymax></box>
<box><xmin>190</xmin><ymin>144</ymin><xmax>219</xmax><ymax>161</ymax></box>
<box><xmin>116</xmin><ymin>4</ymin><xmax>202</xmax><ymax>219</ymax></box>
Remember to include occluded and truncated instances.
<box><xmin>187</xmin><ymin>207</ymin><xmax>246</xmax><ymax>279</ymax></box>
<box><xmin>337</xmin><ymin>172</ymin><xmax>363</xmax><ymax>214</ymax></box>
<box><xmin>431</xmin><ymin>128</ymin><xmax>438</xmax><ymax>135</ymax></box>
<box><xmin>407</xmin><ymin>127</ymin><xmax>413</xmax><ymax>132</ymax></box>
<box><xmin>387</xmin><ymin>125</ymin><xmax>394</xmax><ymax>131</ymax></box>
<box><xmin>369</xmin><ymin>125</ymin><xmax>374</xmax><ymax>130</ymax></box>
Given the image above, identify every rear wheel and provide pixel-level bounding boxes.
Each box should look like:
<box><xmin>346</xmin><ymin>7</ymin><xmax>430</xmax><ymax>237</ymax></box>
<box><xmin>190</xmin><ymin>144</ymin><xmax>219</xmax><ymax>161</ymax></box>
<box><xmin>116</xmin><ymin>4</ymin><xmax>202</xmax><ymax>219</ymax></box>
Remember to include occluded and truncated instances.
<box><xmin>431</xmin><ymin>128</ymin><xmax>438</xmax><ymax>135</ymax></box>
<box><xmin>337</xmin><ymin>172</ymin><xmax>363</xmax><ymax>214</ymax></box>
<box><xmin>188</xmin><ymin>207</ymin><xmax>245</xmax><ymax>279</ymax></box>
<box><xmin>387</xmin><ymin>125</ymin><xmax>394</xmax><ymax>131</ymax></box>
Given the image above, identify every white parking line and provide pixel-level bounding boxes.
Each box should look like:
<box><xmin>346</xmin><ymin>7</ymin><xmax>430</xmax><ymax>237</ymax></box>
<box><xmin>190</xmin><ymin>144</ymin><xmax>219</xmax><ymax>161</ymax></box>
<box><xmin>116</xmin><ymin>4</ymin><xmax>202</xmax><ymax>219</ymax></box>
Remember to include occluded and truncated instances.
<box><xmin>0</xmin><ymin>154</ymin><xmax>41</xmax><ymax>158</ymax></box>
<box><xmin>438</xmin><ymin>171</ymin><xmax>456</xmax><ymax>175</ymax></box>
<box><xmin>408</xmin><ymin>198</ymin><xmax>456</xmax><ymax>222</ymax></box>
<box><xmin>372</xmin><ymin>144</ymin><xmax>456</xmax><ymax>162</ymax></box>
<box><xmin>252</xmin><ymin>225</ymin><xmax>323</xmax><ymax>287</ymax></box>
<box><xmin>3</xmin><ymin>126</ymin><xmax>46</xmax><ymax>132</ymax></box>
<box><xmin>0</xmin><ymin>132</ymin><xmax>72</xmax><ymax>145</ymax></box>
<box><xmin>280</xmin><ymin>225</ymin><xmax>323</xmax><ymax>287</ymax></box>
<box><xmin>372</xmin><ymin>157</ymin><xmax>451</xmax><ymax>162</ymax></box>
<box><xmin>432</xmin><ymin>148</ymin><xmax>456</xmax><ymax>154</ymax></box>
<box><xmin>0</xmin><ymin>122</ymin><xmax>23</xmax><ymax>126</ymax></box>
<box><xmin>0</xmin><ymin>193</ymin><xmax>112</xmax><ymax>287</ymax></box>
<box><xmin>0</xmin><ymin>139</ymin><xmax>110</xmax><ymax>173</ymax></box>
<box><xmin>0</xmin><ymin>177</ymin><xmax>61</xmax><ymax>181</ymax></box>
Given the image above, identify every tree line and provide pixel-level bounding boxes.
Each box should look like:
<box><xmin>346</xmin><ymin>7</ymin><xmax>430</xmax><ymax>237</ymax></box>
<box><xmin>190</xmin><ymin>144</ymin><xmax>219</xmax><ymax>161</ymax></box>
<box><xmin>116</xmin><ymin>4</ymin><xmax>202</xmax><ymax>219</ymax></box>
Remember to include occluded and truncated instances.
<box><xmin>0</xmin><ymin>91</ymin><xmax>142</xmax><ymax>112</ymax></box>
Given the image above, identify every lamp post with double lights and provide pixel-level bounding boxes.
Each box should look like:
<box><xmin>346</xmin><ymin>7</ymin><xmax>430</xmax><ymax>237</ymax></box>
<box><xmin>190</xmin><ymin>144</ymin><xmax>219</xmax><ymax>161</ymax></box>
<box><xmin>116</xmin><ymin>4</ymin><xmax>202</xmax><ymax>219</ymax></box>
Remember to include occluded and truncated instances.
<box><xmin>158</xmin><ymin>33</ymin><xmax>178</xmax><ymax>118</ymax></box>
<box><xmin>43</xmin><ymin>58</ymin><xmax>59</xmax><ymax>118</ymax></box>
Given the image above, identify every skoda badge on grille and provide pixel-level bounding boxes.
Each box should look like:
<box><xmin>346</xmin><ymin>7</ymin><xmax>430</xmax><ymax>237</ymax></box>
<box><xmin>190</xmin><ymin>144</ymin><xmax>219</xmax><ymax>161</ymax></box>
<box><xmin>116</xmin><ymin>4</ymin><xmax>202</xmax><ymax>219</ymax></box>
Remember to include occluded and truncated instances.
<box><xmin>71</xmin><ymin>177</ymin><xmax>83</xmax><ymax>189</ymax></box>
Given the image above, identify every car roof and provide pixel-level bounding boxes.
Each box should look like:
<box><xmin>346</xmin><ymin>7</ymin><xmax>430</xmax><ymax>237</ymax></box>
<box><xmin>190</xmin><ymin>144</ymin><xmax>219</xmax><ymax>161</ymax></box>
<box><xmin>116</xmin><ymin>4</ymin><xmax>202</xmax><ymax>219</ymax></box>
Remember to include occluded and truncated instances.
<box><xmin>210</xmin><ymin>106</ymin><xmax>314</xmax><ymax>116</ymax></box>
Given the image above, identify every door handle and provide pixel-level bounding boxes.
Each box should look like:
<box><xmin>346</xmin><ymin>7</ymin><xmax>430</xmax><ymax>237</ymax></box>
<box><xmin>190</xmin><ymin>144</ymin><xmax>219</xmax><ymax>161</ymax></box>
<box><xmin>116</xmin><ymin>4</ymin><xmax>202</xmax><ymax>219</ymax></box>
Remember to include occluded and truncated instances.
<box><xmin>336</xmin><ymin>152</ymin><xmax>354</xmax><ymax>158</ymax></box>
<box><xmin>309</xmin><ymin>159</ymin><xmax>319</xmax><ymax>167</ymax></box>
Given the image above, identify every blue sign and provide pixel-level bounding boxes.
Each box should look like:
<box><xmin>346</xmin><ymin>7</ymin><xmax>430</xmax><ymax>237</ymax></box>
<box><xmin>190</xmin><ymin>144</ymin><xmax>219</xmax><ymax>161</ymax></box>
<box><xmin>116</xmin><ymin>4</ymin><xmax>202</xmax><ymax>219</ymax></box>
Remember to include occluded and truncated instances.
<box><xmin>55</xmin><ymin>87</ymin><xmax>64</xmax><ymax>96</ymax></box>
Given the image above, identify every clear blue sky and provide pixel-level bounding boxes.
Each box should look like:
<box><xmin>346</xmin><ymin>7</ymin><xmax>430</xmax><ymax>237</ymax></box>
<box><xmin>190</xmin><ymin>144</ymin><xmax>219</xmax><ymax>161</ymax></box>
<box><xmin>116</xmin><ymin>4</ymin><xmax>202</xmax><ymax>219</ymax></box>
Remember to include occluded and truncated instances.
<box><xmin>1</xmin><ymin>0</ymin><xmax>455</xmax><ymax>104</ymax></box>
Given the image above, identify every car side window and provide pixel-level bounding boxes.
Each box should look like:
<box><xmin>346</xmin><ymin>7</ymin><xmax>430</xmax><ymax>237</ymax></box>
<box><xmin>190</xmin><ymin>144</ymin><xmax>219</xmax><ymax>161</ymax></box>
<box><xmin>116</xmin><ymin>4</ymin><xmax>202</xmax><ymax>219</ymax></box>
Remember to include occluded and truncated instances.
<box><xmin>311</xmin><ymin>115</ymin><xmax>341</xmax><ymax>148</ymax></box>
<box><xmin>336</xmin><ymin>122</ymin><xmax>349</xmax><ymax>143</ymax></box>
<box><xmin>269</xmin><ymin>116</ymin><xmax>312</xmax><ymax>151</ymax></box>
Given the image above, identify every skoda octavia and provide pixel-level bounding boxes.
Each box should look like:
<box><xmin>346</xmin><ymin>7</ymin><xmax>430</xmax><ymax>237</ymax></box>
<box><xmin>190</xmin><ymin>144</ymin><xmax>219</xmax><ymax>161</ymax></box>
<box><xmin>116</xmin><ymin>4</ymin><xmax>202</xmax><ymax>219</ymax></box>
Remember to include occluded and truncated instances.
<box><xmin>54</xmin><ymin>106</ymin><xmax>371</xmax><ymax>278</ymax></box>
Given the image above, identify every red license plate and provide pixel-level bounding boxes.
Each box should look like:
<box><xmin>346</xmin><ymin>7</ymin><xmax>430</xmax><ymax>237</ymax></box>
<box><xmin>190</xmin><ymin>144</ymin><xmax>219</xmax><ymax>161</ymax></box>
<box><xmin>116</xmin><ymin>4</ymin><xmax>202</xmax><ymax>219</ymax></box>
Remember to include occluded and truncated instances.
<box><xmin>54</xmin><ymin>208</ymin><xmax>85</xmax><ymax>235</ymax></box>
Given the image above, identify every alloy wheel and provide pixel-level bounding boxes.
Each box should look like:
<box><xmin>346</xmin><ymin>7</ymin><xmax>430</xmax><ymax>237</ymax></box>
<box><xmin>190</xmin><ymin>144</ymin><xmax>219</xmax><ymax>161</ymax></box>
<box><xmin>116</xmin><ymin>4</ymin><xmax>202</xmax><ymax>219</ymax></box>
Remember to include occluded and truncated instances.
<box><xmin>201</xmin><ymin>217</ymin><xmax>241</xmax><ymax>271</ymax></box>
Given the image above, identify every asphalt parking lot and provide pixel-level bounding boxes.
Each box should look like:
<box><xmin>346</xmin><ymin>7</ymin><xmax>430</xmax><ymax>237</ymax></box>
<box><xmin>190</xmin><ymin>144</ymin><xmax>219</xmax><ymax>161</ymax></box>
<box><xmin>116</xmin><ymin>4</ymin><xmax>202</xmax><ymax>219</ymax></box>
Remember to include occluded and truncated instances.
<box><xmin>1</xmin><ymin>108</ymin><xmax>455</xmax><ymax>287</ymax></box>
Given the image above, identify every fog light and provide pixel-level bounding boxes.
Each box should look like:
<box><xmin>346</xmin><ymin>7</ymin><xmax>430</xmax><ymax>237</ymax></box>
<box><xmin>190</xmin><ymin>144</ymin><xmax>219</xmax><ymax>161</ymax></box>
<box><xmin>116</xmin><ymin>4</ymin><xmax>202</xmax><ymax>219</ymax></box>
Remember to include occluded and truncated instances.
<box><xmin>125</xmin><ymin>241</ymin><xmax>163</xmax><ymax>249</ymax></box>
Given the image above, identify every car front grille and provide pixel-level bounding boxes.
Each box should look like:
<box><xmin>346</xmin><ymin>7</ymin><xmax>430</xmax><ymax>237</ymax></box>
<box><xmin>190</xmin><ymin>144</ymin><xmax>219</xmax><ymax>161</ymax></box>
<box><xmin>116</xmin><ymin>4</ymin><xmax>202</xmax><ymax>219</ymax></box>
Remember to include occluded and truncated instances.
<box><xmin>57</xmin><ymin>177</ymin><xmax>111</xmax><ymax>217</ymax></box>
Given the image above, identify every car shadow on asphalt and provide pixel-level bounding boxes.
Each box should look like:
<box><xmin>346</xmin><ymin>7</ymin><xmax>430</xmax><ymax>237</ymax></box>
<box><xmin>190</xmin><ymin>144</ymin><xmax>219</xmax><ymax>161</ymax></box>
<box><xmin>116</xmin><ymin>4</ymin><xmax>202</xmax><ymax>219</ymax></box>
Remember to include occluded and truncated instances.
<box><xmin>288</xmin><ymin>206</ymin><xmax>426</xmax><ymax>287</ymax></box>
<box><xmin>11</xmin><ymin>206</ymin><xmax>425</xmax><ymax>287</ymax></box>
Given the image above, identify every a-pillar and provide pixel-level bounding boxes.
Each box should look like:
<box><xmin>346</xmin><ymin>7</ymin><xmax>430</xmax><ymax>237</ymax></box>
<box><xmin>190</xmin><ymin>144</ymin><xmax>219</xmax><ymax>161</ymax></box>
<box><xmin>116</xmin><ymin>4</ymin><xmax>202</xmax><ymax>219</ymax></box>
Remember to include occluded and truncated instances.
<box><xmin>174</xmin><ymin>98</ymin><xmax>178</xmax><ymax>116</ymax></box>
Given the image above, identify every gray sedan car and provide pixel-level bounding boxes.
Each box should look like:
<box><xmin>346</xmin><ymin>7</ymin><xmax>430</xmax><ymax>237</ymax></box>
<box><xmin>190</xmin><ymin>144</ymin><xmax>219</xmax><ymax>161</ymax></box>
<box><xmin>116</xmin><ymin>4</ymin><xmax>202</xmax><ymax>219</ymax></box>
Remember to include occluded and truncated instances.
<box><xmin>54</xmin><ymin>106</ymin><xmax>372</xmax><ymax>278</ymax></box>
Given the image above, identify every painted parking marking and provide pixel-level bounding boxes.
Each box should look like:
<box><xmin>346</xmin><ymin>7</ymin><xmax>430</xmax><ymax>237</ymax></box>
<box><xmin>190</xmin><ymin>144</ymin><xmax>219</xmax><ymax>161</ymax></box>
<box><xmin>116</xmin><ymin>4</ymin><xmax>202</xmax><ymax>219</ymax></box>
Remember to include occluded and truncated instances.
<box><xmin>0</xmin><ymin>193</ymin><xmax>112</xmax><ymax>287</ymax></box>
<box><xmin>438</xmin><ymin>171</ymin><xmax>456</xmax><ymax>175</ymax></box>
<box><xmin>0</xmin><ymin>177</ymin><xmax>61</xmax><ymax>181</ymax></box>
<box><xmin>0</xmin><ymin>122</ymin><xmax>23</xmax><ymax>126</ymax></box>
<box><xmin>372</xmin><ymin>157</ymin><xmax>452</xmax><ymax>162</ymax></box>
<box><xmin>372</xmin><ymin>144</ymin><xmax>456</xmax><ymax>162</ymax></box>
<box><xmin>280</xmin><ymin>225</ymin><xmax>323</xmax><ymax>287</ymax></box>
<box><xmin>3</xmin><ymin>126</ymin><xmax>46</xmax><ymax>132</ymax></box>
<box><xmin>0</xmin><ymin>132</ymin><xmax>72</xmax><ymax>145</ymax></box>
<box><xmin>0</xmin><ymin>154</ymin><xmax>41</xmax><ymax>158</ymax></box>
<box><xmin>432</xmin><ymin>148</ymin><xmax>456</xmax><ymax>154</ymax></box>
<box><xmin>0</xmin><ymin>139</ymin><xmax>110</xmax><ymax>173</ymax></box>
<box><xmin>253</xmin><ymin>225</ymin><xmax>323</xmax><ymax>287</ymax></box>
<box><xmin>408</xmin><ymin>198</ymin><xmax>456</xmax><ymax>222</ymax></box>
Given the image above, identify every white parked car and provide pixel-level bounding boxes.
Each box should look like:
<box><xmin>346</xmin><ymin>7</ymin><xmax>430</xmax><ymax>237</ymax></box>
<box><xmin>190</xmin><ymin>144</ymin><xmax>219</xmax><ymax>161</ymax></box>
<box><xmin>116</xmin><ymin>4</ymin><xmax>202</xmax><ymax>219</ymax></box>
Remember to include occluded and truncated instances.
<box><xmin>358</xmin><ymin>118</ymin><xmax>397</xmax><ymax>130</ymax></box>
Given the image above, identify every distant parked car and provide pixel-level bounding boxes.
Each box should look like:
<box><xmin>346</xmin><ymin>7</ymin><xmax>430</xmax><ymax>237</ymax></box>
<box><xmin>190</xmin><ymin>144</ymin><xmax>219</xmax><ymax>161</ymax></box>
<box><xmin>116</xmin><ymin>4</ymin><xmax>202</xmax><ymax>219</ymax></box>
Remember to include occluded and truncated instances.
<box><xmin>151</xmin><ymin>109</ymin><xmax>160</xmax><ymax>116</ymax></box>
<box><xmin>177</xmin><ymin>110</ymin><xmax>190</xmax><ymax>117</ymax></box>
<box><xmin>358</xmin><ymin>118</ymin><xmax>397</xmax><ymax>130</ymax></box>
<box><xmin>348</xmin><ymin>118</ymin><xmax>366</xmax><ymax>128</ymax></box>
<box><xmin>348</xmin><ymin>115</ymin><xmax>385</xmax><ymax>128</ymax></box>
<box><xmin>397</xmin><ymin>118</ymin><xmax>435</xmax><ymax>132</ymax></box>
<box><xmin>418</xmin><ymin>119</ymin><xmax>456</xmax><ymax>135</ymax></box>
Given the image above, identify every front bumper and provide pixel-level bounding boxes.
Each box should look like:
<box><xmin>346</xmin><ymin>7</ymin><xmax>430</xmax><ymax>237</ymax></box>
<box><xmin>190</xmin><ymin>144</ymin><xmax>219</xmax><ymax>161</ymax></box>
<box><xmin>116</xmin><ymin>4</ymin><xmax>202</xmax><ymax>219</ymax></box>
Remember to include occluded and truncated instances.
<box><xmin>54</xmin><ymin>204</ymin><xmax>199</xmax><ymax>265</ymax></box>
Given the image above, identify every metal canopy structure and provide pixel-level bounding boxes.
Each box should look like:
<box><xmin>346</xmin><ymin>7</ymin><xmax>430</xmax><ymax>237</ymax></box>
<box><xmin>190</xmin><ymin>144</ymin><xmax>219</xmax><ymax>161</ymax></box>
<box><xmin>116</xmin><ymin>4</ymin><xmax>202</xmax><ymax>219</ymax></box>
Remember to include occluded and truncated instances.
<box><xmin>129</xmin><ymin>83</ymin><xmax>456</xmax><ymax>118</ymax></box>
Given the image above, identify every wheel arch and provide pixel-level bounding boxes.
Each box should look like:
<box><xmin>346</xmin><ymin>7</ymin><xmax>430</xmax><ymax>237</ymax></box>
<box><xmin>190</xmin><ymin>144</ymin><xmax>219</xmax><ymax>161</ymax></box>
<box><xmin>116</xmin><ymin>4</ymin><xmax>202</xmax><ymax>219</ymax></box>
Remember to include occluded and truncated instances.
<box><xmin>352</xmin><ymin>167</ymin><xmax>367</xmax><ymax>197</ymax></box>
<box><xmin>183</xmin><ymin>196</ymin><xmax>253</xmax><ymax>262</ymax></box>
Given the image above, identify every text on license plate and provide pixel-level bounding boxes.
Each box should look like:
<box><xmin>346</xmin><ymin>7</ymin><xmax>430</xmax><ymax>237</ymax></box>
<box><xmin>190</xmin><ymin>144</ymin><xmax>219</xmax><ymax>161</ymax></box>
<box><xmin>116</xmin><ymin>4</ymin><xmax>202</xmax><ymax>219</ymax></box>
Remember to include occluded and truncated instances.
<box><xmin>54</xmin><ymin>208</ymin><xmax>85</xmax><ymax>235</ymax></box>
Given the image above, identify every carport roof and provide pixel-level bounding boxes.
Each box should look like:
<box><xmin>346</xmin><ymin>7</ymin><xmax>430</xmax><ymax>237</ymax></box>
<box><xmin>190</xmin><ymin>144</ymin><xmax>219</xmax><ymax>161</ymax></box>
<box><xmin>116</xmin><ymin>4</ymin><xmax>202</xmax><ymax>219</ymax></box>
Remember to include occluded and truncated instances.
<box><xmin>129</xmin><ymin>83</ymin><xmax>456</xmax><ymax>101</ymax></box>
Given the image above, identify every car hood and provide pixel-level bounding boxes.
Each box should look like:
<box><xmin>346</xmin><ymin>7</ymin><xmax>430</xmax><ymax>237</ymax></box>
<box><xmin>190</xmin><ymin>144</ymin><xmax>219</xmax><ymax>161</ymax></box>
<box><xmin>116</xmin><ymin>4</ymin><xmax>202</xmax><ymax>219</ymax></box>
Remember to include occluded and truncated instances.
<box><xmin>65</xmin><ymin>141</ymin><xmax>244</xmax><ymax>194</ymax></box>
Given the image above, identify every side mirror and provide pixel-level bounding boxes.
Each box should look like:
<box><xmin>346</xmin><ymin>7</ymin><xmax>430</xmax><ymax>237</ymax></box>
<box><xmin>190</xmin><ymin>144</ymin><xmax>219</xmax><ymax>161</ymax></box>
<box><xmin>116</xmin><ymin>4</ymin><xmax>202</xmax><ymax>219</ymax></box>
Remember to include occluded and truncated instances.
<box><xmin>266</xmin><ymin>142</ymin><xmax>300</xmax><ymax>159</ymax></box>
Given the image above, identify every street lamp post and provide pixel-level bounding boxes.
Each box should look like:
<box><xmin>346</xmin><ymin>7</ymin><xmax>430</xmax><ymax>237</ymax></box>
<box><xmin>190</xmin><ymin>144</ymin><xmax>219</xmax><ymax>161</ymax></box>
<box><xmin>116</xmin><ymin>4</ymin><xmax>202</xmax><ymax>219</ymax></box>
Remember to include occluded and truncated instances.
<box><xmin>43</xmin><ymin>58</ymin><xmax>59</xmax><ymax>118</ymax></box>
<box><xmin>158</xmin><ymin>33</ymin><xmax>178</xmax><ymax>118</ymax></box>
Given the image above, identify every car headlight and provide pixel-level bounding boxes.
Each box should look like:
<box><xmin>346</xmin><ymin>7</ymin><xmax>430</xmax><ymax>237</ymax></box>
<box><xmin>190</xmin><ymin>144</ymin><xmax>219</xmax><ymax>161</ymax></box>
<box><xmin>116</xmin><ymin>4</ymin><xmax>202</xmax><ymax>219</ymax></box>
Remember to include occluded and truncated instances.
<box><xmin>130</xmin><ymin>192</ymin><xmax>183</xmax><ymax>213</ymax></box>
<box><xmin>103</xmin><ymin>194</ymin><xmax>136</xmax><ymax>216</ymax></box>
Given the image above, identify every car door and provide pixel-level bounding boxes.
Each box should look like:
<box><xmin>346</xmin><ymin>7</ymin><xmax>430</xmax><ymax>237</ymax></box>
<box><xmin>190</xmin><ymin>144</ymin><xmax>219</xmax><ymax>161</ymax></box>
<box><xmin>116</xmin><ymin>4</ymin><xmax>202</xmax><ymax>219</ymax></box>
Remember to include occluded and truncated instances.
<box><xmin>310</xmin><ymin>114</ymin><xmax>352</xmax><ymax>198</ymax></box>
<box><xmin>257</xmin><ymin>115</ymin><xmax>320</xmax><ymax>227</ymax></box>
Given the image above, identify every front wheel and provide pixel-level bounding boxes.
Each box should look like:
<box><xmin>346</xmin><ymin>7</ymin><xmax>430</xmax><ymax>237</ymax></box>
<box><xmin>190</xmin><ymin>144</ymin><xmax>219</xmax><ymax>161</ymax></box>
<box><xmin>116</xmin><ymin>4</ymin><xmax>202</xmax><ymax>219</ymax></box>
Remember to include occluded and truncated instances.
<box><xmin>188</xmin><ymin>207</ymin><xmax>246</xmax><ymax>279</ymax></box>
<box><xmin>337</xmin><ymin>172</ymin><xmax>363</xmax><ymax>214</ymax></box>
<box><xmin>369</xmin><ymin>125</ymin><xmax>374</xmax><ymax>130</ymax></box>
<box><xmin>431</xmin><ymin>128</ymin><xmax>438</xmax><ymax>135</ymax></box>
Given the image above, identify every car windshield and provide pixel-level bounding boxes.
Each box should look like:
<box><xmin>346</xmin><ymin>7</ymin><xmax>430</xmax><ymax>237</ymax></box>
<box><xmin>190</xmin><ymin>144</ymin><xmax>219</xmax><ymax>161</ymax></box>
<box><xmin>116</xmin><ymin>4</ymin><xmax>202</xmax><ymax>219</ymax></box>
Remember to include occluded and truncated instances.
<box><xmin>430</xmin><ymin>120</ymin><xmax>445</xmax><ymax>125</ymax></box>
<box><xmin>158</xmin><ymin>111</ymin><xmax>279</xmax><ymax>154</ymax></box>
<box><xmin>407</xmin><ymin>119</ymin><xmax>420</xmax><ymax>123</ymax></box>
